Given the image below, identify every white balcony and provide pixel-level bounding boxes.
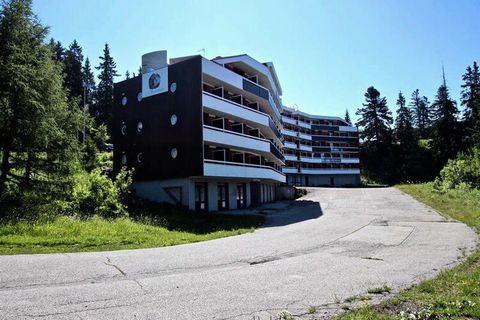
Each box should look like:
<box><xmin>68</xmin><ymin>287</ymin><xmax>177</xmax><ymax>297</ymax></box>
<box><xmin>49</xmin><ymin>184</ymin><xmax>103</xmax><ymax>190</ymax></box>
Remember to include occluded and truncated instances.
<box><xmin>300</xmin><ymin>157</ymin><xmax>360</xmax><ymax>164</ymax></box>
<box><xmin>281</xmin><ymin>128</ymin><xmax>297</xmax><ymax>138</ymax></box>
<box><xmin>202</xmin><ymin>92</ymin><xmax>281</xmax><ymax>144</ymax></box>
<box><xmin>204</xmin><ymin>125</ymin><xmax>270</xmax><ymax>152</ymax></box>
<box><xmin>285</xmin><ymin>154</ymin><xmax>298</xmax><ymax>161</ymax></box>
<box><xmin>204</xmin><ymin>160</ymin><xmax>285</xmax><ymax>183</ymax></box>
<box><xmin>339</xmin><ymin>125</ymin><xmax>358</xmax><ymax>132</ymax></box>
<box><xmin>203</xmin><ymin>126</ymin><xmax>283</xmax><ymax>164</ymax></box>
<box><xmin>282</xmin><ymin>167</ymin><xmax>299</xmax><ymax>174</ymax></box>
<box><xmin>202</xmin><ymin>58</ymin><xmax>281</xmax><ymax>121</ymax></box>
<box><xmin>297</xmin><ymin>120</ymin><xmax>311</xmax><ymax>129</ymax></box>
<box><xmin>282</xmin><ymin>116</ymin><xmax>296</xmax><ymax>125</ymax></box>
<box><xmin>299</xmin><ymin>168</ymin><xmax>361</xmax><ymax>175</ymax></box>
<box><xmin>341</xmin><ymin>158</ymin><xmax>360</xmax><ymax>164</ymax></box>
<box><xmin>298</xmin><ymin>132</ymin><xmax>312</xmax><ymax>141</ymax></box>
<box><xmin>284</xmin><ymin>141</ymin><xmax>297</xmax><ymax>150</ymax></box>
<box><xmin>299</xmin><ymin>144</ymin><xmax>312</xmax><ymax>152</ymax></box>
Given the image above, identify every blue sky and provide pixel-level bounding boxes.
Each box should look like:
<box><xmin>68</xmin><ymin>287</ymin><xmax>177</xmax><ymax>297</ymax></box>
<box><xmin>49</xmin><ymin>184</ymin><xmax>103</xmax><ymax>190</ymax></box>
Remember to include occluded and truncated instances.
<box><xmin>33</xmin><ymin>0</ymin><xmax>480</xmax><ymax>122</ymax></box>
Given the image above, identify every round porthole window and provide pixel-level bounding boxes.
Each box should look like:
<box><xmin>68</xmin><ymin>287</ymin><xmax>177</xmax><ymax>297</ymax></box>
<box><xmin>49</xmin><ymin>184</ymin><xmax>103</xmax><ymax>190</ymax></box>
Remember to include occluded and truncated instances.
<box><xmin>137</xmin><ymin>121</ymin><xmax>143</xmax><ymax>132</ymax></box>
<box><xmin>137</xmin><ymin>152</ymin><xmax>143</xmax><ymax>163</ymax></box>
<box><xmin>170</xmin><ymin>82</ymin><xmax>177</xmax><ymax>93</ymax></box>
<box><xmin>121</xmin><ymin>154</ymin><xmax>127</xmax><ymax>165</ymax></box>
<box><xmin>121</xmin><ymin>96</ymin><xmax>128</xmax><ymax>106</ymax></box>
<box><xmin>170</xmin><ymin>114</ymin><xmax>177</xmax><ymax>126</ymax></box>
<box><xmin>171</xmin><ymin>148</ymin><xmax>178</xmax><ymax>159</ymax></box>
<box><xmin>121</xmin><ymin>123</ymin><xmax>127</xmax><ymax>135</ymax></box>
<box><xmin>137</xmin><ymin>92</ymin><xmax>142</xmax><ymax>102</ymax></box>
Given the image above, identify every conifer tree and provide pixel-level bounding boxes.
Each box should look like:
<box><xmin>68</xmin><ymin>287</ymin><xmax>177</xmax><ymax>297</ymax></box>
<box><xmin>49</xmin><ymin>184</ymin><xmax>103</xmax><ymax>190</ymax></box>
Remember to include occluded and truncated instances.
<box><xmin>461</xmin><ymin>61</ymin><xmax>480</xmax><ymax>146</ymax></box>
<box><xmin>355</xmin><ymin>86</ymin><xmax>393</xmax><ymax>145</ymax></box>
<box><xmin>344</xmin><ymin>109</ymin><xmax>351</xmax><ymax>125</ymax></box>
<box><xmin>95</xmin><ymin>43</ymin><xmax>119</xmax><ymax>134</ymax></box>
<box><xmin>409</xmin><ymin>89</ymin><xmax>432</xmax><ymax>138</ymax></box>
<box><xmin>394</xmin><ymin>91</ymin><xmax>415</xmax><ymax>147</ymax></box>
<box><xmin>431</xmin><ymin>71</ymin><xmax>461</xmax><ymax>165</ymax></box>
<box><xmin>0</xmin><ymin>0</ymin><xmax>83</xmax><ymax>199</ymax></box>
<box><xmin>48</xmin><ymin>38</ymin><xmax>64</xmax><ymax>63</ymax></box>
<box><xmin>64</xmin><ymin>39</ymin><xmax>84</xmax><ymax>100</ymax></box>
<box><xmin>125</xmin><ymin>70</ymin><xmax>130</xmax><ymax>80</ymax></box>
<box><xmin>82</xmin><ymin>57</ymin><xmax>96</xmax><ymax>108</ymax></box>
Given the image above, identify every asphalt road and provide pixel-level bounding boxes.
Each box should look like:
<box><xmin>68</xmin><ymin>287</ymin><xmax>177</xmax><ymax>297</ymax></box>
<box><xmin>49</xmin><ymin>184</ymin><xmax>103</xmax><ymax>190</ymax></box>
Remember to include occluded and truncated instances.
<box><xmin>0</xmin><ymin>187</ymin><xmax>477</xmax><ymax>319</ymax></box>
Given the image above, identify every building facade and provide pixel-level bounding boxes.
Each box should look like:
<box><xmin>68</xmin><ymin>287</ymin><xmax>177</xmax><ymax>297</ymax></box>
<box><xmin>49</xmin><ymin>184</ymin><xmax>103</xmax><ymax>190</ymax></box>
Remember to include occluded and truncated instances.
<box><xmin>281</xmin><ymin>106</ymin><xmax>360</xmax><ymax>186</ymax></box>
<box><xmin>113</xmin><ymin>51</ymin><xmax>285</xmax><ymax>211</ymax></box>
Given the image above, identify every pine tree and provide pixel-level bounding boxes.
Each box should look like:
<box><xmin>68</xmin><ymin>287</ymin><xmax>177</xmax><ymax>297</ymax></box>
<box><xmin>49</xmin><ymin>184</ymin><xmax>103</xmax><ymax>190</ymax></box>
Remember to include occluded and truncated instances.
<box><xmin>64</xmin><ymin>39</ymin><xmax>84</xmax><ymax>100</ymax></box>
<box><xmin>125</xmin><ymin>70</ymin><xmax>130</xmax><ymax>80</ymax></box>
<box><xmin>431</xmin><ymin>71</ymin><xmax>461</xmax><ymax>165</ymax></box>
<box><xmin>48</xmin><ymin>38</ymin><xmax>64</xmax><ymax>63</ymax></box>
<box><xmin>344</xmin><ymin>109</ymin><xmax>351</xmax><ymax>125</ymax></box>
<box><xmin>394</xmin><ymin>91</ymin><xmax>415</xmax><ymax>147</ymax></box>
<box><xmin>95</xmin><ymin>43</ymin><xmax>119</xmax><ymax>134</ymax></box>
<box><xmin>409</xmin><ymin>89</ymin><xmax>433</xmax><ymax>138</ymax></box>
<box><xmin>461</xmin><ymin>61</ymin><xmax>480</xmax><ymax>146</ymax></box>
<box><xmin>355</xmin><ymin>86</ymin><xmax>393</xmax><ymax>145</ymax></box>
<box><xmin>82</xmin><ymin>57</ymin><xmax>96</xmax><ymax>108</ymax></box>
<box><xmin>0</xmin><ymin>0</ymin><xmax>83</xmax><ymax>199</ymax></box>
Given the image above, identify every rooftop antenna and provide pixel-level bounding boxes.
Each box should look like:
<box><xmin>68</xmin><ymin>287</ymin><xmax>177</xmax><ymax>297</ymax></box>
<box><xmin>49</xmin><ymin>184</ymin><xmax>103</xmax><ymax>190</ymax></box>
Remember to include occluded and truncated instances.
<box><xmin>197</xmin><ymin>48</ymin><xmax>206</xmax><ymax>57</ymax></box>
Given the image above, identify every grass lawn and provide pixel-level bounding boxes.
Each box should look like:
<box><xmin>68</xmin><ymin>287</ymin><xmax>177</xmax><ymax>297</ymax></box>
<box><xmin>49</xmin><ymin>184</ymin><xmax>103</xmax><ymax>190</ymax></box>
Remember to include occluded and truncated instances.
<box><xmin>337</xmin><ymin>183</ymin><xmax>480</xmax><ymax>320</ymax></box>
<box><xmin>0</xmin><ymin>203</ymin><xmax>265</xmax><ymax>255</ymax></box>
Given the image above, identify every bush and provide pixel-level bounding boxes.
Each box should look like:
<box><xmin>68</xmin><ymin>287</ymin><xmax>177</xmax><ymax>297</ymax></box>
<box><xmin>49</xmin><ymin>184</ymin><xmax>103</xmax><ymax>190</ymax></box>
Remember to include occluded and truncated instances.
<box><xmin>434</xmin><ymin>147</ymin><xmax>480</xmax><ymax>190</ymax></box>
<box><xmin>70</xmin><ymin>168</ymin><xmax>132</xmax><ymax>219</ymax></box>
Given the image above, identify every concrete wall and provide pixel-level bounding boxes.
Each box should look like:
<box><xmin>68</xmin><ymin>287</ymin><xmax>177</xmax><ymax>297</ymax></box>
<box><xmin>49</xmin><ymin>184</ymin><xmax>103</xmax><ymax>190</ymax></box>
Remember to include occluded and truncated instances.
<box><xmin>134</xmin><ymin>179</ymin><xmax>277</xmax><ymax>212</ymax></box>
<box><xmin>307</xmin><ymin>174</ymin><xmax>360</xmax><ymax>186</ymax></box>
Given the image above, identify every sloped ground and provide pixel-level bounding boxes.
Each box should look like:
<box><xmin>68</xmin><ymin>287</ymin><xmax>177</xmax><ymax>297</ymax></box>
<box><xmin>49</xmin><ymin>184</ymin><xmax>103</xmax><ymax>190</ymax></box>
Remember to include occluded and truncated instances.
<box><xmin>0</xmin><ymin>187</ymin><xmax>476</xmax><ymax>319</ymax></box>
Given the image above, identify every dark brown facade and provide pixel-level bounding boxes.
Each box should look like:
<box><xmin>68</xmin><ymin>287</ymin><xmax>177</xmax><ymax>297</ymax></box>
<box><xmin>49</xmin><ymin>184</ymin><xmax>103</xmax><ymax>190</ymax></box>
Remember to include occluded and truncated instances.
<box><xmin>113</xmin><ymin>56</ymin><xmax>204</xmax><ymax>181</ymax></box>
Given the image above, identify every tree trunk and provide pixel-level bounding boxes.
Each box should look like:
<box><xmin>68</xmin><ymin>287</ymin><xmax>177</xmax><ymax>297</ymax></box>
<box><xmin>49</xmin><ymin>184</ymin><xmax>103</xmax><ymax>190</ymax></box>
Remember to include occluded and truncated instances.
<box><xmin>0</xmin><ymin>146</ymin><xmax>11</xmax><ymax>197</ymax></box>
<box><xmin>21</xmin><ymin>149</ymin><xmax>34</xmax><ymax>190</ymax></box>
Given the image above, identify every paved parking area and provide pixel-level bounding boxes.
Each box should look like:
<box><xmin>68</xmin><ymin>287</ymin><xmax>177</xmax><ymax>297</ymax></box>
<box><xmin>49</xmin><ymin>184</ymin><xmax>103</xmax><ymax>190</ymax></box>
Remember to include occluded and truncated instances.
<box><xmin>0</xmin><ymin>187</ymin><xmax>477</xmax><ymax>319</ymax></box>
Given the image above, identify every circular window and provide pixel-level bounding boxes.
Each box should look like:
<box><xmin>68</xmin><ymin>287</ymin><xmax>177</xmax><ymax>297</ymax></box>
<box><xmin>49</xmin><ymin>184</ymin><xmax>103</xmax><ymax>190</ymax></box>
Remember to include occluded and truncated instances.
<box><xmin>170</xmin><ymin>82</ymin><xmax>177</xmax><ymax>93</ymax></box>
<box><xmin>137</xmin><ymin>92</ymin><xmax>142</xmax><ymax>102</ymax></box>
<box><xmin>170</xmin><ymin>114</ymin><xmax>177</xmax><ymax>126</ymax></box>
<box><xmin>137</xmin><ymin>121</ymin><xmax>143</xmax><ymax>132</ymax></box>
<box><xmin>171</xmin><ymin>148</ymin><xmax>178</xmax><ymax>159</ymax></box>
<box><xmin>121</xmin><ymin>124</ymin><xmax>127</xmax><ymax>135</ymax></box>
<box><xmin>121</xmin><ymin>96</ymin><xmax>128</xmax><ymax>106</ymax></box>
<box><xmin>121</xmin><ymin>154</ymin><xmax>127</xmax><ymax>165</ymax></box>
<box><xmin>137</xmin><ymin>152</ymin><xmax>143</xmax><ymax>163</ymax></box>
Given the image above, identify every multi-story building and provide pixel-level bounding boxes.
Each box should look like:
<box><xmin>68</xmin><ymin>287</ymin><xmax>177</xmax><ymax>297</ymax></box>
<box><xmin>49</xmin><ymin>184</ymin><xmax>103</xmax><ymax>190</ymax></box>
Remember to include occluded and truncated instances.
<box><xmin>113</xmin><ymin>51</ymin><xmax>285</xmax><ymax>211</ymax></box>
<box><xmin>281</xmin><ymin>106</ymin><xmax>360</xmax><ymax>186</ymax></box>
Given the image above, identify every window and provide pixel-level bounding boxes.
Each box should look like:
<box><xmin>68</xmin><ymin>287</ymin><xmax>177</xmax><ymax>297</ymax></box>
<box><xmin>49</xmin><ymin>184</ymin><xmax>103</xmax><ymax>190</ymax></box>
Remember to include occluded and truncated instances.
<box><xmin>217</xmin><ymin>183</ymin><xmax>228</xmax><ymax>210</ymax></box>
<box><xmin>195</xmin><ymin>183</ymin><xmax>208</xmax><ymax>211</ymax></box>
<box><xmin>171</xmin><ymin>148</ymin><xmax>178</xmax><ymax>159</ymax></box>
<box><xmin>121</xmin><ymin>95</ymin><xmax>128</xmax><ymax>106</ymax></box>
<box><xmin>236</xmin><ymin>183</ymin><xmax>246</xmax><ymax>209</ymax></box>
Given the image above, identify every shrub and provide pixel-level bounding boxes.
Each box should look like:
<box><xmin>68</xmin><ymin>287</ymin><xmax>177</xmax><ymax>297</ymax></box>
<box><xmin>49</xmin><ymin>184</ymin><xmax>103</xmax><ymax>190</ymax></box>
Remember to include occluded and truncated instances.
<box><xmin>434</xmin><ymin>147</ymin><xmax>480</xmax><ymax>190</ymax></box>
<box><xmin>70</xmin><ymin>168</ymin><xmax>132</xmax><ymax>219</ymax></box>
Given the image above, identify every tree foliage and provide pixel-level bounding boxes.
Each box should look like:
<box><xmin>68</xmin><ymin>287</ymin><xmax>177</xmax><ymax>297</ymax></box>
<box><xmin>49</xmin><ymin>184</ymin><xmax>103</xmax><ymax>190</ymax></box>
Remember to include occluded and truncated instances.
<box><xmin>63</xmin><ymin>39</ymin><xmax>84</xmax><ymax>101</ymax></box>
<box><xmin>355</xmin><ymin>86</ymin><xmax>393</xmax><ymax>145</ymax></box>
<box><xmin>461</xmin><ymin>61</ymin><xmax>480</xmax><ymax>146</ymax></box>
<box><xmin>431</xmin><ymin>76</ymin><xmax>461</xmax><ymax>167</ymax></box>
<box><xmin>409</xmin><ymin>89</ymin><xmax>432</xmax><ymax>138</ymax></box>
<box><xmin>344</xmin><ymin>109</ymin><xmax>351</xmax><ymax>125</ymax></box>
<box><xmin>94</xmin><ymin>43</ymin><xmax>119</xmax><ymax>135</ymax></box>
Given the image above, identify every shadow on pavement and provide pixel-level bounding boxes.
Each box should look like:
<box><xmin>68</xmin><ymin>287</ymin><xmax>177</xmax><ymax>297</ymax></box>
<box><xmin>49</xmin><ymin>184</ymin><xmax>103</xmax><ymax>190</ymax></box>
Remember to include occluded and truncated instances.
<box><xmin>262</xmin><ymin>200</ymin><xmax>323</xmax><ymax>228</ymax></box>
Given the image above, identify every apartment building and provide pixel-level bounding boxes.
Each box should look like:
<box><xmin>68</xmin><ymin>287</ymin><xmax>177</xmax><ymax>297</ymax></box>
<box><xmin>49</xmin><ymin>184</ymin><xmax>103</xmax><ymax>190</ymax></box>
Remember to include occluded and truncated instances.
<box><xmin>281</xmin><ymin>106</ymin><xmax>360</xmax><ymax>186</ymax></box>
<box><xmin>113</xmin><ymin>51</ymin><xmax>285</xmax><ymax>211</ymax></box>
